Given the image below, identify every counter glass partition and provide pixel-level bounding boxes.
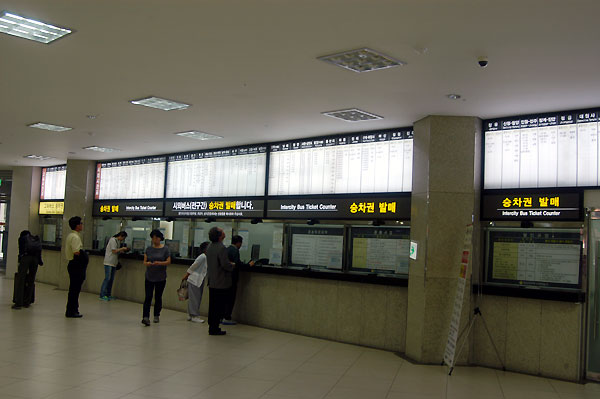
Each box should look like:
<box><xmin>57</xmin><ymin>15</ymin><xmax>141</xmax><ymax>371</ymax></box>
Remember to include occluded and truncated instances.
<box><xmin>40</xmin><ymin>216</ymin><xmax>62</xmax><ymax>247</ymax></box>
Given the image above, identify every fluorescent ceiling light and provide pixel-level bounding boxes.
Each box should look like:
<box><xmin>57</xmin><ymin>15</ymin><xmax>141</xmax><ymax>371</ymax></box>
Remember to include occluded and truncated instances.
<box><xmin>130</xmin><ymin>96</ymin><xmax>190</xmax><ymax>111</ymax></box>
<box><xmin>24</xmin><ymin>154</ymin><xmax>52</xmax><ymax>161</ymax></box>
<box><xmin>318</xmin><ymin>48</ymin><xmax>405</xmax><ymax>73</ymax></box>
<box><xmin>0</xmin><ymin>11</ymin><xmax>72</xmax><ymax>44</ymax></box>
<box><xmin>174</xmin><ymin>130</ymin><xmax>223</xmax><ymax>140</ymax></box>
<box><xmin>83</xmin><ymin>146</ymin><xmax>120</xmax><ymax>153</ymax></box>
<box><xmin>322</xmin><ymin>108</ymin><xmax>383</xmax><ymax>122</ymax></box>
<box><xmin>28</xmin><ymin>122</ymin><xmax>72</xmax><ymax>132</ymax></box>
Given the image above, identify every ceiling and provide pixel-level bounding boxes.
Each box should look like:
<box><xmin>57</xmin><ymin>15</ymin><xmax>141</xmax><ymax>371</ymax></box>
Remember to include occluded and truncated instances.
<box><xmin>1</xmin><ymin>0</ymin><xmax>599</xmax><ymax>168</ymax></box>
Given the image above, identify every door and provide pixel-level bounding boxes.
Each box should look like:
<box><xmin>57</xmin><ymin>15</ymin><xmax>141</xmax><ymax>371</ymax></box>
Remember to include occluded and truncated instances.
<box><xmin>587</xmin><ymin>210</ymin><xmax>600</xmax><ymax>381</ymax></box>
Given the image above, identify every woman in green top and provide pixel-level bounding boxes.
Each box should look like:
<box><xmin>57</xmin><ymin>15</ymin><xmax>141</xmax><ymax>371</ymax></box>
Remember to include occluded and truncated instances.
<box><xmin>142</xmin><ymin>229</ymin><xmax>171</xmax><ymax>326</ymax></box>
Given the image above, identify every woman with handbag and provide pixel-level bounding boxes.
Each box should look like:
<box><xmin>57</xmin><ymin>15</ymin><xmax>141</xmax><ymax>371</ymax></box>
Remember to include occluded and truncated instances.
<box><xmin>100</xmin><ymin>231</ymin><xmax>129</xmax><ymax>301</ymax></box>
<box><xmin>182</xmin><ymin>241</ymin><xmax>210</xmax><ymax>323</ymax></box>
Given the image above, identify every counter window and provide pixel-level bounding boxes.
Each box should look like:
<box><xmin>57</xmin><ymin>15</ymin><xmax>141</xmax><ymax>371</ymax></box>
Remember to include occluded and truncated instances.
<box><xmin>349</xmin><ymin>226</ymin><xmax>410</xmax><ymax>275</ymax></box>
<box><xmin>40</xmin><ymin>216</ymin><xmax>62</xmax><ymax>246</ymax></box>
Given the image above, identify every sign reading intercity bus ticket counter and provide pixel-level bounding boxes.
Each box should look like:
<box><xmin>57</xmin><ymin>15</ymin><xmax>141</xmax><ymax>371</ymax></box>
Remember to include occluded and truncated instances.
<box><xmin>266</xmin><ymin>196</ymin><xmax>411</xmax><ymax>220</ymax></box>
<box><xmin>165</xmin><ymin>199</ymin><xmax>265</xmax><ymax>218</ymax></box>
<box><xmin>92</xmin><ymin>201</ymin><xmax>164</xmax><ymax>217</ymax></box>
<box><xmin>481</xmin><ymin>191</ymin><xmax>582</xmax><ymax>221</ymax></box>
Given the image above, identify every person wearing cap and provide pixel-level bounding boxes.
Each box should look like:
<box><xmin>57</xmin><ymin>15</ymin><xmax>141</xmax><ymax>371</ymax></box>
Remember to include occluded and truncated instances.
<box><xmin>142</xmin><ymin>229</ymin><xmax>171</xmax><ymax>326</ymax></box>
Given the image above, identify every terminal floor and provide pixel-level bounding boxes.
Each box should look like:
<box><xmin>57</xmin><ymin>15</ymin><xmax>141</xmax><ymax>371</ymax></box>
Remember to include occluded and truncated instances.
<box><xmin>0</xmin><ymin>279</ymin><xmax>599</xmax><ymax>399</ymax></box>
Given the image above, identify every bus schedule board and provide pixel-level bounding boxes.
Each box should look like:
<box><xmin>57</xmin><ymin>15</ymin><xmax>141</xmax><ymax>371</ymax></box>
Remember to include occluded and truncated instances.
<box><xmin>165</xmin><ymin>199</ymin><xmax>264</xmax><ymax>218</ymax></box>
<box><xmin>485</xmin><ymin>228</ymin><xmax>582</xmax><ymax>290</ymax></box>
<box><xmin>95</xmin><ymin>156</ymin><xmax>166</xmax><ymax>200</ymax></box>
<box><xmin>483</xmin><ymin>108</ymin><xmax>600</xmax><ymax>189</ymax></box>
<box><xmin>268</xmin><ymin>128</ymin><xmax>413</xmax><ymax>196</ymax></box>
<box><xmin>40</xmin><ymin>165</ymin><xmax>66</xmax><ymax>200</ymax></box>
<box><xmin>166</xmin><ymin>146</ymin><xmax>267</xmax><ymax>198</ymax></box>
<box><xmin>481</xmin><ymin>191</ymin><xmax>582</xmax><ymax>221</ymax></box>
<box><xmin>266</xmin><ymin>195</ymin><xmax>411</xmax><ymax>220</ymax></box>
<box><xmin>350</xmin><ymin>227</ymin><xmax>410</xmax><ymax>274</ymax></box>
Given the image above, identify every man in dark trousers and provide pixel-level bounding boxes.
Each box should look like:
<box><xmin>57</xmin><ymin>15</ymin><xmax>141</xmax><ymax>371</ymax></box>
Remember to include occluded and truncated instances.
<box><xmin>205</xmin><ymin>227</ymin><xmax>235</xmax><ymax>335</ymax></box>
<box><xmin>65</xmin><ymin>216</ymin><xmax>89</xmax><ymax>318</ymax></box>
<box><xmin>12</xmin><ymin>230</ymin><xmax>43</xmax><ymax>309</ymax></box>
<box><xmin>223</xmin><ymin>235</ymin><xmax>254</xmax><ymax>325</ymax></box>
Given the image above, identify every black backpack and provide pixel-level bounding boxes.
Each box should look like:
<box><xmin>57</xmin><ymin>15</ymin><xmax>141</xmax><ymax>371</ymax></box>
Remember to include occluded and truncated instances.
<box><xmin>26</xmin><ymin>234</ymin><xmax>42</xmax><ymax>254</ymax></box>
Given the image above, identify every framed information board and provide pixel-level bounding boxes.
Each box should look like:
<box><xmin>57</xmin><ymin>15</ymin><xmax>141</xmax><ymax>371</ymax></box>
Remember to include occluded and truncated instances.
<box><xmin>350</xmin><ymin>227</ymin><xmax>410</xmax><ymax>274</ymax></box>
<box><xmin>40</xmin><ymin>165</ymin><xmax>66</xmax><ymax>200</ymax></box>
<box><xmin>166</xmin><ymin>146</ymin><xmax>267</xmax><ymax>198</ymax></box>
<box><xmin>288</xmin><ymin>226</ymin><xmax>344</xmax><ymax>269</ymax></box>
<box><xmin>268</xmin><ymin>128</ymin><xmax>413</xmax><ymax>196</ymax></box>
<box><xmin>485</xmin><ymin>228</ymin><xmax>582</xmax><ymax>290</ymax></box>
<box><xmin>484</xmin><ymin>108</ymin><xmax>600</xmax><ymax>189</ymax></box>
<box><xmin>95</xmin><ymin>156</ymin><xmax>166</xmax><ymax>200</ymax></box>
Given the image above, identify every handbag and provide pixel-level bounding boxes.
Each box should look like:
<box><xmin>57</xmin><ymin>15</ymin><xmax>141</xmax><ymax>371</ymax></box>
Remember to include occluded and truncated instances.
<box><xmin>116</xmin><ymin>262</ymin><xmax>122</xmax><ymax>270</ymax></box>
<box><xmin>177</xmin><ymin>280</ymin><xmax>189</xmax><ymax>301</ymax></box>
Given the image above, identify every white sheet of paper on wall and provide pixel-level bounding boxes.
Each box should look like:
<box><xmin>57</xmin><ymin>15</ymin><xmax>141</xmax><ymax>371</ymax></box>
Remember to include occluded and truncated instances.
<box><xmin>239</xmin><ymin>230</ymin><xmax>249</xmax><ymax>251</ymax></box>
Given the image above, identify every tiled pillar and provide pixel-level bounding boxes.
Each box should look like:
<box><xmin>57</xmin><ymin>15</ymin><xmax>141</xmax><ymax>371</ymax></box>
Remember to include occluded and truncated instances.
<box><xmin>58</xmin><ymin>160</ymin><xmax>96</xmax><ymax>290</ymax></box>
<box><xmin>405</xmin><ymin>115</ymin><xmax>482</xmax><ymax>363</ymax></box>
<box><xmin>6</xmin><ymin>167</ymin><xmax>41</xmax><ymax>276</ymax></box>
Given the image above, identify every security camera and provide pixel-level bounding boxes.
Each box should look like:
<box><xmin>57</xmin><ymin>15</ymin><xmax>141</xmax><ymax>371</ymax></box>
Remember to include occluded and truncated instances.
<box><xmin>477</xmin><ymin>56</ymin><xmax>489</xmax><ymax>68</ymax></box>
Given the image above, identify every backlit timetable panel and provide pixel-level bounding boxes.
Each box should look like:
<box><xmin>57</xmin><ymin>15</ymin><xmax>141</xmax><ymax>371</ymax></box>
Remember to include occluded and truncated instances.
<box><xmin>484</xmin><ymin>110</ymin><xmax>599</xmax><ymax>189</ymax></box>
<box><xmin>166</xmin><ymin>146</ymin><xmax>267</xmax><ymax>198</ymax></box>
<box><xmin>95</xmin><ymin>157</ymin><xmax>166</xmax><ymax>200</ymax></box>
<box><xmin>268</xmin><ymin>129</ymin><xmax>413</xmax><ymax>196</ymax></box>
<box><xmin>40</xmin><ymin>165</ymin><xmax>66</xmax><ymax>200</ymax></box>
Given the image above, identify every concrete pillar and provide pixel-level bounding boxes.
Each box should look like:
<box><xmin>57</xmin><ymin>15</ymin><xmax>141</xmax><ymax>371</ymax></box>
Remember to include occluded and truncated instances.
<box><xmin>6</xmin><ymin>167</ymin><xmax>41</xmax><ymax>276</ymax></box>
<box><xmin>58</xmin><ymin>160</ymin><xmax>96</xmax><ymax>290</ymax></box>
<box><xmin>405</xmin><ymin>115</ymin><xmax>482</xmax><ymax>363</ymax></box>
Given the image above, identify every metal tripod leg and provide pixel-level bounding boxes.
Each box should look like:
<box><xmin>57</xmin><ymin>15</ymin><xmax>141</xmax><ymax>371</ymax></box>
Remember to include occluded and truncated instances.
<box><xmin>477</xmin><ymin>309</ymin><xmax>506</xmax><ymax>371</ymax></box>
<box><xmin>449</xmin><ymin>314</ymin><xmax>478</xmax><ymax>375</ymax></box>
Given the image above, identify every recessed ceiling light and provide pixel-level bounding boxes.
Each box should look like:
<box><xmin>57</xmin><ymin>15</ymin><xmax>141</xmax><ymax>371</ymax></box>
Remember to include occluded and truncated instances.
<box><xmin>130</xmin><ymin>96</ymin><xmax>190</xmax><ymax>111</ymax></box>
<box><xmin>28</xmin><ymin>122</ymin><xmax>72</xmax><ymax>132</ymax></box>
<box><xmin>82</xmin><ymin>146</ymin><xmax>120</xmax><ymax>153</ymax></box>
<box><xmin>317</xmin><ymin>48</ymin><xmax>406</xmax><ymax>73</ymax></box>
<box><xmin>174</xmin><ymin>130</ymin><xmax>223</xmax><ymax>140</ymax></box>
<box><xmin>447</xmin><ymin>94</ymin><xmax>462</xmax><ymax>100</ymax></box>
<box><xmin>0</xmin><ymin>11</ymin><xmax>72</xmax><ymax>44</ymax></box>
<box><xmin>24</xmin><ymin>154</ymin><xmax>52</xmax><ymax>161</ymax></box>
<box><xmin>322</xmin><ymin>108</ymin><xmax>383</xmax><ymax>122</ymax></box>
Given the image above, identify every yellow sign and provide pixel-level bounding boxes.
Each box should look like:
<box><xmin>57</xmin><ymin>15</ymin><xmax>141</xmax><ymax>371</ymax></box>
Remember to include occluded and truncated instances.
<box><xmin>350</xmin><ymin>201</ymin><xmax>397</xmax><ymax>214</ymax></box>
<box><xmin>99</xmin><ymin>205</ymin><xmax>120</xmax><ymax>213</ymax></box>
<box><xmin>502</xmin><ymin>196</ymin><xmax>559</xmax><ymax>208</ymax></box>
<box><xmin>39</xmin><ymin>201</ymin><xmax>64</xmax><ymax>215</ymax></box>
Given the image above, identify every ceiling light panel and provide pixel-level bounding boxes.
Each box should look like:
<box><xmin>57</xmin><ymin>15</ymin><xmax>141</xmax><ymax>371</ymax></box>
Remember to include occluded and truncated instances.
<box><xmin>83</xmin><ymin>146</ymin><xmax>120</xmax><ymax>153</ymax></box>
<box><xmin>130</xmin><ymin>96</ymin><xmax>190</xmax><ymax>111</ymax></box>
<box><xmin>28</xmin><ymin>122</ymin><xmax>72</xmax><ymax>132</ymax></box>
<box><xmin>318</xmin><ymin>48</ymin><xmax>406</xmax><ymax>73</ymax></box>
<box><xmin>322</xmin><ymin>108</ymin><xmax>383</xmax><ymax>122</ymax></box>
<box><xmin>174</xmin><ymin>131</ymin><xmax>223</xmax><ymax>140</ymax></box>
<box><xmin>0</xmin><ymin>11</ymin><xmax>72</xmax><ymax>44</ymax></box>
<box><xmin>24</xmin><ymin>154</ymin><xmax>52</xmax><ymax>161</ymax></box>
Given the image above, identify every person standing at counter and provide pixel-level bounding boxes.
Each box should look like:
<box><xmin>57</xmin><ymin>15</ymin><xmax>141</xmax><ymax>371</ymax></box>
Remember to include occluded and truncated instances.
<box><xmin>182</xmin><ymin>241</ymin><xmax>210</xmax><ymax>323</ymax></box>
<box><xmin>12</xmin><ymin>230</ymin><xmax>43</xmax><ymax>310</ymax></box>
<box><xmin>100</xmin><ymin>231</ymin><xmax>129</xmax><ymax>301</ymax></box>
<box><xmin>206</xmin><ymin>227</ymin><xmax>235</xmax><ymax>335</ymax></box>
<box><xmin>142</xmin><ymin>229</ymin><xmax>171</xmax><ymax>326</ymax></box>
<box><xmin>65</xmin><ymin>216</ymin><xmax>88</xmax><ymax>318</ymax></box>
<box><xmin>223</xmin><ymin>235</ymin><xmax>254</xmax><ymax>325</ymax></box>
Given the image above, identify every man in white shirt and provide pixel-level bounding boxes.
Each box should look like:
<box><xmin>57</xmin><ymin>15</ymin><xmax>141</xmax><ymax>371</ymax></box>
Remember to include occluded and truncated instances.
<box><xmin>65</xmin><ymin>216</ymin><xmax>88</xmax><ymax>318</ymax></box>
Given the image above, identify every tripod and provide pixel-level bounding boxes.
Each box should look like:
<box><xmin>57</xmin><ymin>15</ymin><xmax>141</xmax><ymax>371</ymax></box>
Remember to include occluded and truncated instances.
<box><xmin>446</xmin><ymin>307</ymin><xmax>505</xmax><ymax>376</ymax></box>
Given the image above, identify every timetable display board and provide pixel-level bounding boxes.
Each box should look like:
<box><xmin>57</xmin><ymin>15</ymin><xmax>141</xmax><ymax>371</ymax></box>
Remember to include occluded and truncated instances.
<box><xmin>166</xmin><ymin>146</ymin><xmax>267</xmax><ymax>198</ymax></box>
<box><xmin>95</xmin><ymin>156</ymin><xmax>166</xmax><ymax>200</ymax></box>
<box><xmin>486</xmin><ymin>229</ymin><xmax>582</xmax><ymax>290</ymax></box>
<box><xmin>484</xmin><ymin>109</ymin><xmax>600</xmax><ymax>189</ymax></box>
<box><xmin>350</xmin><ymin>227</ymin><xmax>410</xmax><ymax>274</ymax></box>
<box><xmin>289</xmin><ymin>226</ymin><xmax>344</xmax><ymax>269</ymax></box>
<box><xmin>269</xmin><ymin>128</ymin><xmax>413</xmax><ymax>196</ymax></box>
<box><xmin>40</xmin><ymin>165</ymin><xmax>66</xmax><ymax>200</ymax></box>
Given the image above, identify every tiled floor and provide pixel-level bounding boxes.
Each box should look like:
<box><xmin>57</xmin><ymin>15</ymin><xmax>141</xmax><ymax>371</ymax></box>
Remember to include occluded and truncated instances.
<box><xmin>1</xmin><ymin>278</ymin><xmax>599</xmax><ymax>399</ymax></box>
